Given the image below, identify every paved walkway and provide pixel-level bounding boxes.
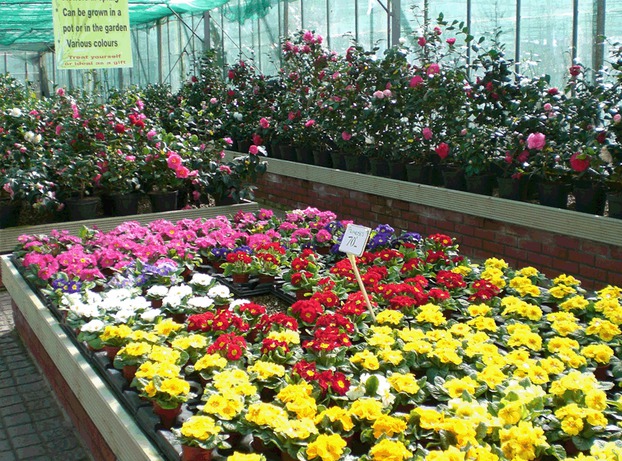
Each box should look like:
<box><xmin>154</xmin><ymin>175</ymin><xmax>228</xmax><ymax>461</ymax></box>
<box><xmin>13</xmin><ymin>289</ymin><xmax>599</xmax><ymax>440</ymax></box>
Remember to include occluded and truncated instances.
<box><xmin>0</xmin><ymin>290</ymin><xmax>93</xmax><ymax>461</ymax></box>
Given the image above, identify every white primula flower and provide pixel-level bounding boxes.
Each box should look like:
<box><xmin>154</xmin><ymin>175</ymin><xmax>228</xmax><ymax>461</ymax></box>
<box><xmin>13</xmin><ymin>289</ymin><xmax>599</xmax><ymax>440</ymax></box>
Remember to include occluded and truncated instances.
<box><xmin>103</xmin><ymin>288</ymin><xmax>135</xmax><ymax>301</ymax></box>
<box><xmin>229</xmin><ymin>299</ymin><xmax>250</xmax><ymax>310</ymax></box>
<box><xmin>146</xmin><ymin>285</ymin><xmax>169</xmax><ymax>298</ymax></box>
<box><xmin>112</xmin><ymin>308</ymin><xmax>135</xmax><ymax>323</ymax></box>
<box><xmin>168</xmin><ymin>284</ymin><xmax>193</xmax><ymax>299</ymax></box>
<box><xmin>187</xmin><ymin>296</ymin><xmax>214</xmax><ymax>310</ymax></box>
<box><xmin>162</xmin><ymin>295</ymin><xmax>183</xmax><ymax>308</ymax></box>
<box><xmin>140</xmin><ymin>308</ymin><xmax>162</xmax><ymax>323</ymax></box>
<box><xmin>208</xmin><ymin>285</ymin><xmax>231</xmax><ymax>299</ymax></box>
<box><xmin>8</xmin><ymin>107</ymin><xmax>22</xmax><ymax>117</ymax></box>
<box><xmin>80</xmin><ymin>319</ymin><xmax>106</xmax><ymax>333</ymax></box>
<box><xmin>189</xmin><ymin>273</ymin><xmax>214</xmax><ymax>287</ymax></box>
<box><xmin>131</xmin><ymin>296</ymin><xmax>151</xmax><ymax>312</ymax></box>
<box><xmin>70</xmin><ymin>301</ymin><xmax>102</xmax><ymax>319</ymax></box>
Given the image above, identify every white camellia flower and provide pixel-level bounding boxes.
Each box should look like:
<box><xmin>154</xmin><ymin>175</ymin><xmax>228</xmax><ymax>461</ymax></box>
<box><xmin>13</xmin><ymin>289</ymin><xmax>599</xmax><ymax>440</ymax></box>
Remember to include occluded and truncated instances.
<box><xmin>33</xmin><ymin>133</ymin><xmax>42</xmax><ymax>143</ymax></box>
<box><xmin>80</xmin><ymin>319</ymin><xmax>106</xmax><ymax>333</ymax></box>
<box><xmin>8</xmin><ymin>107</ymin><xmax>22</xmax><ymax>117</ymax></box>
<box><xmin>24</xmin><ymin>131</ymin><xmax>35</xmax><ymax>142</ymax></box>
<box><xmin>233</xmin><ymin>111</ymin><xmax>243</xmax><ymax>121</ymax></box>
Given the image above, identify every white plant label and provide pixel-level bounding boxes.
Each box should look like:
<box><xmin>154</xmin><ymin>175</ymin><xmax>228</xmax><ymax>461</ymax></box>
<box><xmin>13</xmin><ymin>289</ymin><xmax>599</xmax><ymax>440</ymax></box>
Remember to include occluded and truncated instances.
<box><xmin>339</xmin><ymin>224</ymin><xmax>372</xmax><ymax>257</ymax></box>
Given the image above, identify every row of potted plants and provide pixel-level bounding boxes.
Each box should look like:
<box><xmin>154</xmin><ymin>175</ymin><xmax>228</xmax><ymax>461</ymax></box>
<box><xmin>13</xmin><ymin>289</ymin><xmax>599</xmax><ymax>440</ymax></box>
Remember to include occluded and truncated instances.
<box><xmin>11</xmin><ymin>207</ymin><xmax>622</xmax><ymax>461</ymax></box>
<box><xmin>172</xmin><ymin>14</ymin><xmax>622</xmax><ymax>216</ymax></box>
<box><xmin>0</xmin><ymin>73</ymin><xmax>267</xmax><ymax>226</ymax></box>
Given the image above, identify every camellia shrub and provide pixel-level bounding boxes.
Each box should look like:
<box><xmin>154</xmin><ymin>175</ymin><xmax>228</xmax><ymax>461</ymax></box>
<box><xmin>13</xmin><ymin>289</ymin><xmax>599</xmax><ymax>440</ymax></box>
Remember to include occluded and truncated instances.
<box><xmin>11</xmin><ymin>207</ymin><xmax>622</xmax><ymax>461</ymax></box>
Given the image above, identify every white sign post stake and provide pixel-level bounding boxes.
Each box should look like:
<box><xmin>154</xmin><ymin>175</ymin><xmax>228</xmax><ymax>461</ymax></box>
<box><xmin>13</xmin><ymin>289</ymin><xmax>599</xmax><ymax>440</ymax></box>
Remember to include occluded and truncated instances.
<box><xmin>339</xmin><ymin>224</ymin><xmax>375</xmax><ymax>321</ymax></box>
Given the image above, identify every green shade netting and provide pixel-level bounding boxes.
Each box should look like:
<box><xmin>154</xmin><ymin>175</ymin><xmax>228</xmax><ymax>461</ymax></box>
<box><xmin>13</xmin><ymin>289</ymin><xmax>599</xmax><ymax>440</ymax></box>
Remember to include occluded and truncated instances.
<box><xmin>0</xmin><ymin>0</ymin><xmax>282</xmax><ymax>52</ymax></box>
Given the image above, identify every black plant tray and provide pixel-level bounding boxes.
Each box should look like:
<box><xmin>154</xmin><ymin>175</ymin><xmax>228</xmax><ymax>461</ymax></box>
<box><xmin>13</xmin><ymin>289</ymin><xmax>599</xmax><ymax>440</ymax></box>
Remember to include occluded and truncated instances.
<box><xmin>270</xmin><ymin>286</ymin><xmax>297</xmax><ymax>304</ymax></box>
<box><xmin>213</xmin><ymin>274</ymin><xmax>276</xmax><ymax>297</ymax></box>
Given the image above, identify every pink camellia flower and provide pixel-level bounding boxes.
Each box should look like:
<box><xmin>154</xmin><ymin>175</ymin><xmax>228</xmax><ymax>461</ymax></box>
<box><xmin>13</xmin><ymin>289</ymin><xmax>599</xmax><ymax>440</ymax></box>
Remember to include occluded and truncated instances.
<box><xmin>175</xmin><ymin>166</ymin><xmax>190</xmax><ymax>178</ymax></box>
<box><xmin>303</xmin><ymin>30</ymin><xmax>315</xmax><ymax>43</ymax></box>
<box><xmin>548</xmin><ymin>87</ymin><xmax>559</xmax><ymax>95</ymax></box>
<box><xmin>224</xmin><ymin>137</ymin><xmax>233</xmax><ymax>145</ymax></box>
<box><xmin>192</xmin><ymin>190</ymin><xmax>201</xmax><ymax>201</ymax></box>
<box><xmin>373</xmin><ymin>90</ymin><xmax>384</xmax><ymax>99</ymax></box>
<box><xmin>56</xmin><ymin>88</ymin><xmax>65</xmax><ymax>96</ymax></box>
<box><xmin>304</xmin><ymin>119</ymin><xmax>316</xmax><ymax>128</ymax></box>
<box><xmin>167</xmin><ymin>152</ymin><xmax>182</xmax><ymax>169</ymax></box>
<box><xmin>517</xmin><ymin>150</ymin><xmax>530</xmax><ymax>163</ymax></box>
<box><xmin>114</xmin><ymin>123</ymin><xmax>126</xmax><ymax>134</ymax></box>
<box><xmin>504</xmin><ymin>153</ymin><xmax>513</xmax><ymax>164</ymax></box>
<box><xmin>434</xmin><ymin>26</ymin><xmax>442</xmax><ymax>35</ymax></box>
<box><xmin>3</xmin><ymin>183</ymin><xmax>14</xmax><ymax>198</ymax></box>
<box><xmin>383</xmin><ymin>89</ymin><xmax>392</xmax><ymax>98</ymax></box>
<box><xmin>418</xmin><ymin>36</ymin><xmax>427</xmax><ymax>47</ymax></box>
<box><xmin>526</xmin><ymin>132</ymin><xmax>546</xmax><ymax>150</ymax></box>
<box><xmin>302</xmin><ymin>45</ymin><xmax>311</xmax><ymax>53</ymax></box>
<box><xmin>95</xmin><ymin>132</ymin><xmax>105</xmax><ymax>141</ymax></box>
<box><xmin>570</xmin><ymin>152</ymin><xmax>590</xmax><ymax>172</ymax></box>
<box><xmin>249</xmin><ymin>145</ymin><xmax>259</xmax><ymax>155</ymax></box>
<box><xmin>55</xmin><ymin>125</ymin><xmax>63</xmax><ymax>135</ymax></box>
<box><xmin>423</xmin><ymin>127</ymin><xmax>433</xmax><ymax>140</ymax></box>
<box><xmin>614</xmin><ymin>114</ymin><xmax>621</xmax><ymax>123</ymax></box>
<box><xmin>227</xmin><ymin>69</ymin><xmax>235</xmax><ymax>80</ymax></box>
<box><xmin>427</xmin><ymin>63</ymin><xmax>440</xmax><ymax>75</ymax></box>
<box><xmin>209</xmin><ymin>97</ymin><xmax>218</xmax><ymax>104</ymax></box>
<box><xmin>342</xmin><ymin>132</ymin><xmax>352</xmax><ymax>141</ymax></box>
<box><xmin>219</xmin><ymin>165</ymin><xmax>232</xmax><ymax>174</ymax></box>
<box><xmin>125</xmin><ymin>155</ymin><xmax>136</xmax><ymax>162</ymax></box>
<box><xmin>446</xmin><ymin>37</ymin><xmax>456</xmax><ymax>45</ymax></box>
<box><xmin>435</xmin><ymin>142</ymin><xmax>450</xmax><ymax>159</ymax></box>
<box><xmin>409</xmin><ymin>75</ymin><xmax>424</xmax><ymax>88</ymax></box>
<box><xmin>147</xmin><ymin>129</ymin><xmax>157</xmax><ymax>140</ymax></box>
<box><xmin>252</xmin><ymin>133</ymin><xmax>263</xmax><ymax>145</ymax></box>
<box><xmin>259</xmin><ymin>117</ymin><xmax>270</xmax><ymax>129</ymax></box>
<box><xmin>543</xmin><ymin>103</ymin><xmax>552</xmax><ymax>112</ymax></box>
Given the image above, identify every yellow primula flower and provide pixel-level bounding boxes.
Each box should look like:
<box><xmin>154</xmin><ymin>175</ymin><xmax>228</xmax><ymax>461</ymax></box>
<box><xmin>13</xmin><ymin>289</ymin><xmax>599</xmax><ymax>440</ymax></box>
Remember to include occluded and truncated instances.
<box><xmin>118</xmin><ymin>341</ymin><xmax>152</xmax><ymax>358</ymax></box>
<box><xmin>452</xmin><ymin>265</ymin><xmax>472</xmax><ymax>276</ymax></box>
<box><xmin>498</xmin><ymin>401</ymin><xmax>524</xmax><ymax>425</ymax></box>
<box><xmin>467</xmin><ymin>316</ymin><xmax>498</xmax><ymax>332</ymax></box>
<box><xmin>306</xmin><ymin>433</ymin><xmax>347</xmax><ymax>461</ymax></box>
<box><xmin>170</xmin><ymin>334</ymin><xmax>208</xmax><ymax>351</ymax></box>
<box><xmin>397</xmin><ymin>327</ymin><xmax>426</xmax><ymax>342</ymax></box>
<box><xmin>159</xmin><ymin>376</ymin><xmax>191</xmax><ymax>397</ymax></box>
<box><xmin>388</xmin><ymin>372</ymin><xmax>420</xmax><ymax>394</ymax></box>
<box><xmin>443</xmin><ymin>376</ymin><xmax>479</xmax><ymax>399</ymax></box>
<box><xmin>367</xmin><ymin>332</ymin><xmax>396</xmax><ymax>348</ymax></box>
<box><xmin>553</xmin><ymin>274</ymin><xmax>581</xmax><ymax>286</ymax></box>
<box><xmin>370</xmin><ymin>438</ymin><xmax>413</xmax><ymax>461</ymax></box>
<box><xmin>276</xmin><ymin>417</ymin><xmax>317</xmax><ymax>440</ymax></box>
<box><xmin>135</xmin><ymin>360</ymin><xmax>181</xmax><ymax>380</ymax></box>
<box><xmin>416</xmin><ymin>303</ymin><xmax>447</xmax><ymax>326</ymax></box>
<box><xmin>478</xmin><ymin>365</ymin><xmax>507</xmax><ymax>390</ymax></box>
<box><xmin>516</xmin><ymin>266</ymin><xmax>540</xmax><ymax>278</ymax></box>
<box><xmin>581</xmin><ymin>344</ymin><xmax>614</xmax><ymax>364</ymax></box>
<box><xmin>247</xmin><ymin>360</ymin><xmax>286</xmax><ymax>380</ymax></box>
<box><xmin>350</xmin><ymin>349</ymin><xmax>380</xmax><ymax>370</ymax></box>
<box><xmin>499</xmin><ymin>421</ymin><xmax>548</xmax><ymax>460</ymax></box>
<box><xmin>227</xmin><ymin>453</ymin><xmax>266</xmax><ymax>461</ymax></box>
<box><xmin>267</xmin><ymin>329</ymin><xmax>300</xmax><ymax>345</ymax></box>
<box><xmin>485</xmin><ymin>257</ymin><xmax>509</xmax><ymax>270</ymax></box>
<box><xmin>203</xmin><ymin>392</ymin><xmax>245</xmax><ymax>420</ymax></box>
<box><xmin>180</xmin><ymin>414</ymin><xmax>221</xmax><ymax>441</ymax></box>
<box><xmin>559</xmin><ymin>295</ymin><xmax>590</xmax><ymax>311</ymax></box>
<box><xmin>415</xmin><ymin>406</ymin><xmax>444</xmax><ymax>430</ymax></box>
<box><xmin>349</xmin><ymin>398</ymin><xmax>384</xmax><ymax>421</ymax></box>
<box><xmin>100</xmin><ymin>324</ymin><xmax>133</xmax><ymax>343</ymax></box>
<box><xmin>152</xmin><ymin>318</ymin><xmax>184</xmax><ymax>337</ymax></box>
<box><xmin>585</xmin><ymin>318</ymin><xmax>621</xmax><ymax>342</ymax></box>
<box><xmin>149</xmin><ymin>344</ymin><xmax>182</xmax><ymax>364</ymax></box>
<box><xmin>468</xmin><ymin>303</ymin><xmax>493</xmax><ymax>317</ymax></box>
<box><xmin>129</xmin><ymin>330</ymin><xmax>160</xmax><ymax>343</ymax></box>
<box><xmin>376</xmin><ymin>309</ymin><xmax>404</xmax><ymax>326</ymax></box>
<box><xmin>378</xmin><ymin>347</ymin><xmax>404</xmax><ymax>366</ymax></box>
<box><xmin>372</xmin><ymin>414</ymin><xmax>407</xmax><ymax>438</ymax></box>
<box><xmin>548</xmin><ymin>284</ymin><xmax>577</xmax><ymax>299</ymax></box>
<box><xmin>194</xmin><ymin>353</ymin><xmax>228</xmax><ymax>372</ymax></box>
<box><xmin>245</xmin><ymin>402</ymin><xmax>288</xmax><ymax>428</ymax></box>
<box><xmin>315</xmin><ymin>406</ymin><xmax>354</xmax><ymax>432</ymax></box>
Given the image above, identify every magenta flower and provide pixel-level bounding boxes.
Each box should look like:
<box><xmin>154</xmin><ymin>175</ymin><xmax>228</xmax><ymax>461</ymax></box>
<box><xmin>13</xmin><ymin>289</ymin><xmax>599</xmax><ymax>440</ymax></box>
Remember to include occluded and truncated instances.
<box><xmin>341</xmin><ymin>132</ymin><xmax>352</xmax><ymax>141</ymax></box>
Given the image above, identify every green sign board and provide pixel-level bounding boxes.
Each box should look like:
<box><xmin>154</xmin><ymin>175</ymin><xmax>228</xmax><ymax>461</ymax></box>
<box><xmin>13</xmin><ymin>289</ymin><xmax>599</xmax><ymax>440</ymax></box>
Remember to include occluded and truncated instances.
<box><xmin>52</xmin><ymin>0</ymin><xmax>133</xmax><ymax>69</ymax></box>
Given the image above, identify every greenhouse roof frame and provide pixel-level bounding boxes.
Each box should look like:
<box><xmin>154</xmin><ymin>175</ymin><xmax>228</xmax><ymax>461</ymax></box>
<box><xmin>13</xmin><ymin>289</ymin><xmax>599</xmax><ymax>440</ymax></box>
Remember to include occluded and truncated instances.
<box><xmin>0</xmin><ymin>0</ymin><xmax>234</xmax><ymax>52</ymax></box>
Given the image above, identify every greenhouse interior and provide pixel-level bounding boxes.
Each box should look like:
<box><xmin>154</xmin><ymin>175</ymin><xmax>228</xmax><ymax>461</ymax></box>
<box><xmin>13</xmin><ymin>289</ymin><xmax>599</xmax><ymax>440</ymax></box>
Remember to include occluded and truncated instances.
<box><xmin>1</xmin><ymin>1</ymin><xmax>622</xmax><ymax>461</ymax></box>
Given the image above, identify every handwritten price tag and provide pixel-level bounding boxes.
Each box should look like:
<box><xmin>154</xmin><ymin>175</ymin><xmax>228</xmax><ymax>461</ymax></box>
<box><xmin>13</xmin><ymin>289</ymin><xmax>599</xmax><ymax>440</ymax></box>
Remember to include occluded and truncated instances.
<box><xmin>339</xmin><ymin>224</ymin><xmax>371</xmax><ymax>257</ymax></box>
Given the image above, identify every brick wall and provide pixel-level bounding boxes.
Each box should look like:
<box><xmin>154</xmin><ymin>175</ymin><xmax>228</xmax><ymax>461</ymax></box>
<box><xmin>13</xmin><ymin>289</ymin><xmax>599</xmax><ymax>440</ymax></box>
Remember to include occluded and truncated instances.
<box><xmin>255</xmin><ymin>172</ymin><xmax>622</xmax><ymax>290</ymax></box>
<box><xmin>12</xmin><ymin>301</ymin><xmax>116</xmax><ymax>461</ymax></box>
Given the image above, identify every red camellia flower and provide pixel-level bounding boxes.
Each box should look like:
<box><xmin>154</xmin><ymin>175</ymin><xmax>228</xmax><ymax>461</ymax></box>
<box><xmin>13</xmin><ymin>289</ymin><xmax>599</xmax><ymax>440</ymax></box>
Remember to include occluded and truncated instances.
<box><xmin>570</xmin><ymin>152</ymin><xmax>590</xmax><ymax>172</ymax></box>
<box><xmin>569</xmin><ymin>65</ymin><xmax>582</xmax><ymax>76</ymax></box>
<box><xmin>409</xmin><ymin>75</ymin><xmax>424</xmax><ymax>88</ymax></box>
<box><xmin>435</xmin><ymin>142</ymin><xmax>450</xmax><ymax>159</ymax></box>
